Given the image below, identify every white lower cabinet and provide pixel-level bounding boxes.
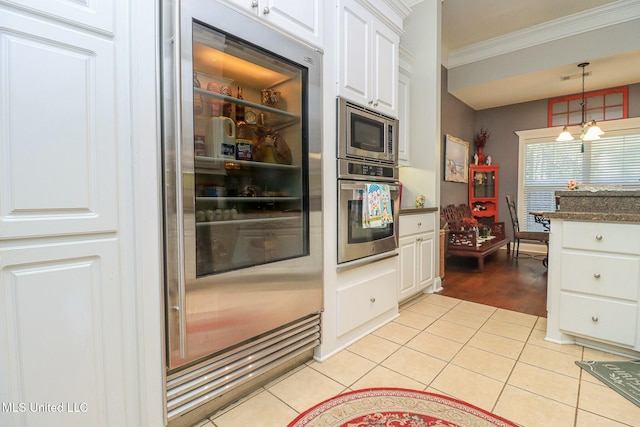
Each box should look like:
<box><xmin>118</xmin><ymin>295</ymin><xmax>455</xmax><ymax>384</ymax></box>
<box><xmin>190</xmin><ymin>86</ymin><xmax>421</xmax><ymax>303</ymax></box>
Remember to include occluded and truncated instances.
<box><xmin>336</xmin><ymin>268</ymin><xmax>397</xmax><ymax>336</ymax></box>
<box><xmin>547</xmin><ymin>220</ymin><xmax>640</xmax><ymax>355</ymax></box>
<box><xmin>558</xmin><ymin>293</ymin><xmax>637</xmax><ymax>347</ymax></box>
<box><xmin>398</xmin><ymin>212</ymin><xmax>435</xmax><ymax>302</ymax></box>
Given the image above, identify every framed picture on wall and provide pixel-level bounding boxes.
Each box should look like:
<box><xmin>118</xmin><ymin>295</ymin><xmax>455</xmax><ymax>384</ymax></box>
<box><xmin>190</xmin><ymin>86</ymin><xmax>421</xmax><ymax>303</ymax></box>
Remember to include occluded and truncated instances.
<box><xmin>444</xmin><ymin>134</ymin><xmax>469</xmax><ymax>183</ymax></box>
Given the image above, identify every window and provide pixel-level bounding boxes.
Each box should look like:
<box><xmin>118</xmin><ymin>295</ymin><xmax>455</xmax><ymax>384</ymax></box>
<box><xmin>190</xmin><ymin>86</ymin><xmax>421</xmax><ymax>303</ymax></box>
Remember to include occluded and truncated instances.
<box><xmin>548</xmin><ymin>87</ymin><xmax>628</xmax><ymax>127</ymax></box>
<box><xmin>517</xmin><ymin>118</ymin><xmax>640</xmax><ymax>231</ymax></box>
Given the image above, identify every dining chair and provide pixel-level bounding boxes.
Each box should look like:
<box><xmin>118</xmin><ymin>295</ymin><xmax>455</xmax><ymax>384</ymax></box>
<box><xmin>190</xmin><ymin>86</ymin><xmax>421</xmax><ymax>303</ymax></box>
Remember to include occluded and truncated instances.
<box><xmin>505</xmin><ymin>195</ymin><xmax>550</xmax><ymax>265</ymax></box>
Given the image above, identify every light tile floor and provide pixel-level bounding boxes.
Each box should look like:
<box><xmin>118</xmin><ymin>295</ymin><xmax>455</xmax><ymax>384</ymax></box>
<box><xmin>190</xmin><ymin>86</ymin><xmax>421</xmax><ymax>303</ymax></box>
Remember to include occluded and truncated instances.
<box><xmin>196</xmin><ymin>294</ymin><xmax>639</xmax><ymax>427</ymax></box>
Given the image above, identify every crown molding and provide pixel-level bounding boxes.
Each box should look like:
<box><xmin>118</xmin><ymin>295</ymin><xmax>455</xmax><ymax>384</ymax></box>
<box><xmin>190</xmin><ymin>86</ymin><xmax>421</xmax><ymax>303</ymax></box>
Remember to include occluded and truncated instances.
<box><xmin>356</xmin><ymin>0</ymin><xmax>411</xmax><ymax>34</ymax></box>
<box><xmin>384</xmin><ymin>0</ymin><xmax>412</xmax><ymax>20</ymax></box>
<box><xmin>447</xmin><ymin>0</ymin><xmax>640</xmax><ymax>68</ymax></box>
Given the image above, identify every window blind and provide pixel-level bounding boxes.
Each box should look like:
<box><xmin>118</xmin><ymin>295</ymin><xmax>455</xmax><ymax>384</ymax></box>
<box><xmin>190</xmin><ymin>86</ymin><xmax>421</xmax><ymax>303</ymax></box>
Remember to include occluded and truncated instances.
<box><xmin>522</xmin><ymin>133</ymin><xmax>640</xmax><ymax>231</ymax></box>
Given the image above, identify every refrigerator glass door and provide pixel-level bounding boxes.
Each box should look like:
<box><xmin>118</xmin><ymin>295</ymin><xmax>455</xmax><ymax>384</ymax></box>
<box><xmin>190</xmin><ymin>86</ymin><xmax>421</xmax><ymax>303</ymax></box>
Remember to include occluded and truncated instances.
<box><xmin>191</xmin><ymin>23</ymin><xmax>308</xmax><ymax>276</ymax></box>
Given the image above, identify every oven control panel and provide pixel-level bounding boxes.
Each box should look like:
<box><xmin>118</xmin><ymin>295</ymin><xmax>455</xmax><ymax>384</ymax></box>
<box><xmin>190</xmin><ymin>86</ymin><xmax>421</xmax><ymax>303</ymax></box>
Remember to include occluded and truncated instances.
<box><xmin>338</xmin><ymin>159</ymin><xmax>398</xmax><ymax>181</ymax></box>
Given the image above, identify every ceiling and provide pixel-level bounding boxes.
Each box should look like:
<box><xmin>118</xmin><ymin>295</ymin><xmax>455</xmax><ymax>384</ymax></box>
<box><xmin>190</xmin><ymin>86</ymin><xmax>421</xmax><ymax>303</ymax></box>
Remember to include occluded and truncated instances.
<box><xmin>437</xmin><ymin>0</ymin><xmax>640</xmax><ymax>110</ymax></box>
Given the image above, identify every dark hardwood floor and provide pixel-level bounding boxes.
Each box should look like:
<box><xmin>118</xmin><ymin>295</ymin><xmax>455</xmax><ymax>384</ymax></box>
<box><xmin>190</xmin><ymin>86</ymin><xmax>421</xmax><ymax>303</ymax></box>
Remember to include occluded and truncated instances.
<box><xmin>439</xmin><ymin>249</ymin><xmax>548</xmax><ymax>318</ymax></box>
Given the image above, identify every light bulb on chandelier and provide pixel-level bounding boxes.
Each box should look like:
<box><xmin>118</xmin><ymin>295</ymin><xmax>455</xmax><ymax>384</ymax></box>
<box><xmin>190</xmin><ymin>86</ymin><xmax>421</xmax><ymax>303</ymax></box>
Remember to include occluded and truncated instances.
<box><xmin>556</xmin><ymin>62</ymin><xmax>604</xmax><ymax>142</ymax></box>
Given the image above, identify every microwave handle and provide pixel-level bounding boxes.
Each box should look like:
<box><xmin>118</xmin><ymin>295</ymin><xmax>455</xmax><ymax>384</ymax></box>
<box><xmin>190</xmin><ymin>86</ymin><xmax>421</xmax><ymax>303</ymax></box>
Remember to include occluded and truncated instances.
<box><xmin>340</xmin><ymin>182</ymin><xmax>399</xmax><ymax>192</ymax></box>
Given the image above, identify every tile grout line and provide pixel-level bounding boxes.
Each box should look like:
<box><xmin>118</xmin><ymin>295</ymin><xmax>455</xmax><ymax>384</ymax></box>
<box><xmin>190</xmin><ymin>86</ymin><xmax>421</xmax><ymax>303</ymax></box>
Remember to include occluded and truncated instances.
<box><xmin>488</xmin><ymin>315</ymin><xmax>538</xmax><ymax>416</ymax></box>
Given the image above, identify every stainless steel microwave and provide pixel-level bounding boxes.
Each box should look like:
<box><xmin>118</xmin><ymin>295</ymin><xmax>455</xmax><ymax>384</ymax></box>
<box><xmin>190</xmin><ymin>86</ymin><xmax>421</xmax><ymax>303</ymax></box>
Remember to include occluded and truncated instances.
<box><xmin>337</xmin><ymin>97</ymin><xmax>398</xmax><ymax>164</ymax></box>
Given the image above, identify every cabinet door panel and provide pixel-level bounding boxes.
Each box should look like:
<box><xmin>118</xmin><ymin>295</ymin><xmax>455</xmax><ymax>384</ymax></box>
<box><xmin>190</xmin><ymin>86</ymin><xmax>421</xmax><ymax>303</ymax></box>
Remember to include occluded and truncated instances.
<box><xmin>336</xmin><ymin>269</ymin><xmax>397</xmax><ymax>336</ymax></box>
<box><xmin>0</xmin><ymin>12</ymin><xmax>117</xmax><ymax>238</ymax></box>
<box><xmin>2</xmin><ymin>0</ymin><xmax>114</xmax><ymax>33</ymax></box>
<box><xmin>398</xmin><ymin>70</ymin><xmax>410</xmax><ymax>164</ymax></box>
<box><xmin>560</xmin><ymin>251</ymin><xmax>640</xmax><ymax>301</ymax></box>
<box><xmin>418</xmin><ymin>233</ymin><xmax>434</xmax><ymax>287</ymax></box>
<box><xmin>562</xmin><ymin>221</ymin><xmax>640</xmax><ymax>255</ymax></box>
<box><xmin>399</xmin><ymin>213</ymin><xmax>434</xmax><ymax>236</ymax></box>
<box><xmin>398</xmin><ymin>235</ymin><xmax>417</xmax><ymax>300</ymax></box>
<box><xmin>371</xmin><ymin>20</ymin><xmax>397</xmax><ymax>115</ymax></box>
<box><xmin>266</xmin><ymin>0</ymin><xmax>322</xmax><ymax>46</ymax></box>
<box><xmin>339</xmin><ymin>2</ymin><xmax>370</xmax><ymax>104</ymax></box>
<box><xmin>0</xmin><ymin>239</ymin><xmax>125</xmax><ymax>427</ymax></box>
<box><xmin>559</xmin><ymin>292</ymin><xmax>637</xmax><ymax>347</ymax></box>
<box><xmin>222</xmin><ymin>0</ymin><xmax>321</xmax><ymax>47</ymax></box>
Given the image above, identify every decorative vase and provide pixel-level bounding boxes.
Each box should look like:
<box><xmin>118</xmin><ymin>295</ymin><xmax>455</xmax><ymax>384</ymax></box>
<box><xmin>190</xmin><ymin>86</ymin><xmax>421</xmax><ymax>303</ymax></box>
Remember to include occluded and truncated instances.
<box><xmin>477</xmin><ymin>146</ymin><xmax>486</xmax><ymax>164</ymax></box>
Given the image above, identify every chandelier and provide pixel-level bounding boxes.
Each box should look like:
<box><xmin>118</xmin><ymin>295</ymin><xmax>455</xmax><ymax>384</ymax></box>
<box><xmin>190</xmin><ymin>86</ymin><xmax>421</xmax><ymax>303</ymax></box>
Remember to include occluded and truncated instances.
<box><xmin>556</xmin><ymin>62</ymin><xmax>604</xmax><ymax>142</ymax></box>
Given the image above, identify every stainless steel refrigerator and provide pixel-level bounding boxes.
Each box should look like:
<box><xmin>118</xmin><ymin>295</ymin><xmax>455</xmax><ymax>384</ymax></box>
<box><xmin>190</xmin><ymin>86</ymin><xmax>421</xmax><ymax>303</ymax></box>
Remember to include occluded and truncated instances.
<box><xmin>160</xmin><ymin>1</ymin><xmax>323</xmax><ymax>425</ymax></box>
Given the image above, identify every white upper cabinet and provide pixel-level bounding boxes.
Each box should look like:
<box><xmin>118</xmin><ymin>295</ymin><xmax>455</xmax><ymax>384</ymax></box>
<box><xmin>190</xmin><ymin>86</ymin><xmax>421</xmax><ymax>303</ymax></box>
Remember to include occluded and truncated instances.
<box><xmin>0</xmin><ymin>0</ymin><xmax>114</xmax><ymax>33</ymax></box>
<box><xmin>338</xmin><ymin>0</ymin><xmax>400</xmax><ymax>117</ymax></box>
<box><xmin>222</xmin><ymin>0</ymin><xmax>322</xmax><ymax>48</ymax></box>
<box><xmin>397</xmin><ymin>68</ymin><xmax>411</xmax><ymax>164</ymax></box>
<box><xmin>397</xmin><ymin>47</ymin><xmax>414</xmax><ymax>165</ymax></box>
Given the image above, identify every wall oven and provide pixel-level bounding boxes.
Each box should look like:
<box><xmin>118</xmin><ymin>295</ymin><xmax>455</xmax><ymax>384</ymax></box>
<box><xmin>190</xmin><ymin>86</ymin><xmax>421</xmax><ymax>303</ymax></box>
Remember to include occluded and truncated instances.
<box><xmin>337</xmin><ymin>158</ymin><xmax>400</xmax><ymax>264</ymax></box>
<box><xmin>337</xmin><ymin>97</ymin><xmax>398</xmax><ymax>164</ymax></box>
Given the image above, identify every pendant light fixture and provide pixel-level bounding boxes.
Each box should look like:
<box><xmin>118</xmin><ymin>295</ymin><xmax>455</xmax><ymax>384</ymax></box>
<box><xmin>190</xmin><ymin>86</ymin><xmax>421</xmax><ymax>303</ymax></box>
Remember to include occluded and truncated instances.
<box><xmin>556</xmin><ymin>62</ymin><xmax>604</xmax><ymax>142</ymax></box>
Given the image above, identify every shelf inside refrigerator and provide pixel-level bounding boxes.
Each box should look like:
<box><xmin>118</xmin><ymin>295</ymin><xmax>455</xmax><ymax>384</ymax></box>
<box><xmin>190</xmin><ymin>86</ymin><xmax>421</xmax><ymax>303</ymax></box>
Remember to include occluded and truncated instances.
<box><xmin>196</xmin><ymin>196</ymin><xmax>300</xmax><ymax>203</ymax></box>
<box><xmin>194</xmin><ymin>156</ymin><xmax>301</xmax><ymax>171</ymax></box>
<box><xmin>195</xmin><ymin>213</ymin><xmax>302</xmax><ymax>227</ymax></box>
<box><xmin>194</xmin><ymin>89</ymin><xmax>300</xmax><ymax>129</ymax></box>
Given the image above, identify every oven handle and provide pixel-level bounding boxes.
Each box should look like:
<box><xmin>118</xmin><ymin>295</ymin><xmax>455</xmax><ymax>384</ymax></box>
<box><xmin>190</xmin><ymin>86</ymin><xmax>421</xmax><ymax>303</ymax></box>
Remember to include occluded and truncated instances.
<box><xmin>340</xmin><ymin>182</ymin><xmax>400</xmax><ymax>192</ymax></box>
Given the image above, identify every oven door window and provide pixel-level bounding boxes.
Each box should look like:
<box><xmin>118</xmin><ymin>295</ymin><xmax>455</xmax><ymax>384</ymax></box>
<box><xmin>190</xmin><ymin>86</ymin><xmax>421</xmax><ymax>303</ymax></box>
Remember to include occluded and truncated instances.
<box><xmin>350</xmin><ymin>114</ymin><xmax>384</xmax><ymax>153</ymax></box>
<box><xmin>348</xmin><ymin>192</ymin><xmax>394</xmax><ymax>243</ymax></box>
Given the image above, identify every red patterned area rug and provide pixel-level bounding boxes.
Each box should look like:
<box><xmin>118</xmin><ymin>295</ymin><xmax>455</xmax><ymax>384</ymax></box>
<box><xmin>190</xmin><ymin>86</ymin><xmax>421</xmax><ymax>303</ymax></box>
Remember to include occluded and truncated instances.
<box><xmin>287</xmin><ymin>388</ymin><xmax>519</xmax><ymax>427</ymax></box>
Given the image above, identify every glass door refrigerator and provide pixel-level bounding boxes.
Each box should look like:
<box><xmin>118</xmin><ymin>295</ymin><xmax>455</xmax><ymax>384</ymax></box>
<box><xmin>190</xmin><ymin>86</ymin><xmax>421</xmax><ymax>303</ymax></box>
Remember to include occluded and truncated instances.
<box><xmin>161</xmin><ymin>1</ymin><xmax>322</xmax><ymax>424</ymax></box>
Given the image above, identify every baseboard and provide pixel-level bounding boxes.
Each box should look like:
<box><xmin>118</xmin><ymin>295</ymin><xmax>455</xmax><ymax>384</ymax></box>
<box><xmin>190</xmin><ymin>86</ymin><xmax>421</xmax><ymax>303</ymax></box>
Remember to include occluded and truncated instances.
<box><xmin>515</xmin><ymin>242</ymin><xmax>547</xmax><ymax>254</ymax></box>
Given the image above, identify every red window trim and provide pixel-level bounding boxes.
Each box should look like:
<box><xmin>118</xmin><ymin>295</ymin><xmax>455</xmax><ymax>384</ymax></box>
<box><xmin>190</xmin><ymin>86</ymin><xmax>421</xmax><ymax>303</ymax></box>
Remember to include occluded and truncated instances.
<box><xmin>548</xmin><ymin>86</ymin><xmax>628</xmax><ymax>127</ymax></box>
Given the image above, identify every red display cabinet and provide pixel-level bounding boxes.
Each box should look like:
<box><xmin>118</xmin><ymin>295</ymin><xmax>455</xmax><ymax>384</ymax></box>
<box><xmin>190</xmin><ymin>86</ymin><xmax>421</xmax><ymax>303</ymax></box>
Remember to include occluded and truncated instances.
<box><xmin>468</xmin><ymin>164</ymin><xmax>499</xmax><ymax>224</ymax></box>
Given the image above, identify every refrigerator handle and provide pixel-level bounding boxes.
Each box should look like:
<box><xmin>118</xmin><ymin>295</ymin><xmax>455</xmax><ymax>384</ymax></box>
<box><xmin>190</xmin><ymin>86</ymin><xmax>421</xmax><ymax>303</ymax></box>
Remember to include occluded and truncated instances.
<box><xmin>172</xmin><ymin>4</ymin><xmax>187</xmax><ymax>359</ymax></box>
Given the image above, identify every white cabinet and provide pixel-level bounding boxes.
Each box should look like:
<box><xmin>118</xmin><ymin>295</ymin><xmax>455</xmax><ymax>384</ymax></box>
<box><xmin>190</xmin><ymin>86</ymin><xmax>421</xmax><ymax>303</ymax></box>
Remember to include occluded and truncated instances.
<box><xmin>398</xmin><ymin>212</ymin><xmax>435</xmax><ymax>302</ymax></box>
<box><xmin>0</xmin><ymin>1</ymin><xmax>156</xmax><ymax>426</ymax></box>
<box><xmin>397</xmin><ymin>48</ymin><xmax>413</xmax><ymax>165</ymax></box>
<box><xmin>336</xmin><ymin>267</ymin><xmax>398</xmax><ymax>336</ymax></box>
<box><xmin>338</xmin><ymin>0</ymin><xmax>399</xmax><ymax>117</ymax></box>
<box><xmin>223</xmin><ymin>0</ymin><xmax>322</xmax><ymax>48</ymax></box>
<box><xmin>1</xmin><ymin>0</ymin><xmax>114</xmax><ymax>33</ymax></box>
<box><xmin>547</xmin><ymin>220</ymin><xmax>640</xmax><ymax>354</ymax></box>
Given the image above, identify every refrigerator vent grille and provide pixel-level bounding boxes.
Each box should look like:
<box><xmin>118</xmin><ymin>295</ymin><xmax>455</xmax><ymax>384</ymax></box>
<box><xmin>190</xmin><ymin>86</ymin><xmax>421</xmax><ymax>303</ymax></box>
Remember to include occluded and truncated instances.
<box><xmin>165</xmin><ymin>313</ymin><xmax>321</xmax><ymax>422</ymax></box>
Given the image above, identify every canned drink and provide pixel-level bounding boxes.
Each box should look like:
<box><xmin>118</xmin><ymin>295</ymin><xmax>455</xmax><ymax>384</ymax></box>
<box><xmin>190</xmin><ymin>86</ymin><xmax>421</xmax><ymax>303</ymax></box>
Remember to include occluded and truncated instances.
<box><xmin>194</xmin><ymin>135</ymin><xmax>206</xmax><ymax>157</ymax></box>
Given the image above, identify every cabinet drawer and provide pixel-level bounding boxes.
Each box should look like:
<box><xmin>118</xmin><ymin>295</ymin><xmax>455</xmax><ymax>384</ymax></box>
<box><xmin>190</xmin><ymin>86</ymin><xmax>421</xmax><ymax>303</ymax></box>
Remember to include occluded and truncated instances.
<box><xmin>562</xmin><ymin>221</ymin><xmax>640</xmax><ymax>254</ymax></box>
<box><xmin>559</xmin><ymin>292</ymin><xmax>637</xmax><ymax>347</ymax></box>
<box><xmin>336</xmin><ymin>269</ymin><xmax>397</xmax><ymax>336</ymax></box>
<box><xmin>560</xmin><ymin>251</ymin><xmax>640</xmax><ymax>301</ymax></box>
<box><xmin>399</xmin><ymin>213</ymin><xmax>435</xmax><ymax>236</ymax></box>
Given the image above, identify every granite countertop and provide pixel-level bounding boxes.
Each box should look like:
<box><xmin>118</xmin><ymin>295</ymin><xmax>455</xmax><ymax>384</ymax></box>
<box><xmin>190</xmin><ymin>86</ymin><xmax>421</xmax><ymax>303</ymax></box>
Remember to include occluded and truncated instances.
<box><xmin>545</xmin><ymin>190</ymin><xmax>640</xmax><ymax>223</ymax></box>
<box><xmin>399</xmin><ymin>207</ymin><xmax>438</xmax><ymax>215</ymax></box>
<box><xmin>555</xmin><ymin>190</ymin><xmax>640</xmax><ymax>198</ymax></box>
<box><xmin>543</xmin><ymin>211</ymin><xmax>640</xmax><ymax>223</ymax></box>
